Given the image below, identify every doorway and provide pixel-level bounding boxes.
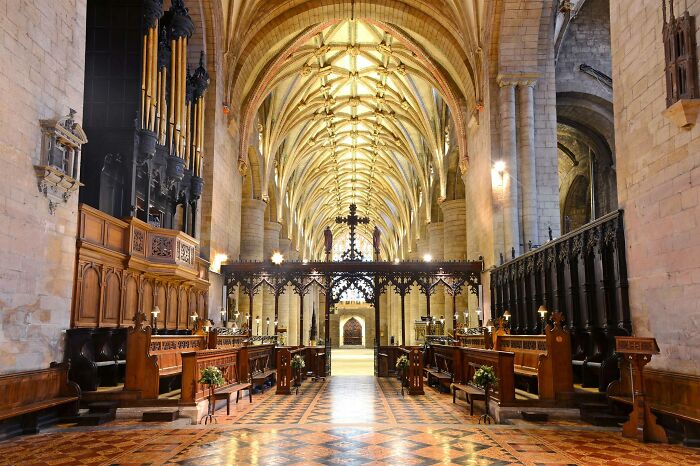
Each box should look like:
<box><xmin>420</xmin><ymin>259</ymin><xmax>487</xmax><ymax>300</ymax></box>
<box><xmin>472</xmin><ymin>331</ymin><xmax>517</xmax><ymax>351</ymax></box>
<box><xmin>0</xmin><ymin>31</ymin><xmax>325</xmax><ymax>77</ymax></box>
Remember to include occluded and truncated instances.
<box><xmin>343</xmin><ymin>317</ymin><xmax>362</xmax><ymax>345</ymax></box>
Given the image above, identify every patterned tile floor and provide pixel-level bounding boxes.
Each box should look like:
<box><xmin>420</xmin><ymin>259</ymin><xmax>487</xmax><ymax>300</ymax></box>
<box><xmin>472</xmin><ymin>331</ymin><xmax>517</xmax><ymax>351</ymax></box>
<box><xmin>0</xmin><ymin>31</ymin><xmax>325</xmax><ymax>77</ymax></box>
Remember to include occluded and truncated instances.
<box><xmin>1</xmin><ymin>376</ymin><xmax>699</xmax><ymax>465</ymax></box>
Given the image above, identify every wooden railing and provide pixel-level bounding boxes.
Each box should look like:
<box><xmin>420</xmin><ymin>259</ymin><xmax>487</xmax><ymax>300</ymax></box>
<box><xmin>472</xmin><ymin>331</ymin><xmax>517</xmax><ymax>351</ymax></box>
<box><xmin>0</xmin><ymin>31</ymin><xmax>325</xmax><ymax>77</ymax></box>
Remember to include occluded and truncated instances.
<box><xmin>180</xmin><ymin>347</ymin><xmax>248</xmax><ymax>404</ymax></box>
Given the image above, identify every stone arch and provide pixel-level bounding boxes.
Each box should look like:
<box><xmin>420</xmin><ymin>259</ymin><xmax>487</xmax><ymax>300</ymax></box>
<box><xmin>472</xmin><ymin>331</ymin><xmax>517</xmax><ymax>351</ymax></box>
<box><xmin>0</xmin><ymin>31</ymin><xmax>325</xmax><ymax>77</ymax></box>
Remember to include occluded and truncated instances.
<box><xmin>562</xmin><ymin>175</ymin><xmax>590</xmax><ymax>233</ymax></box>
<box><xmin>557</xmin><ymin>91</ymin><xmax>617</xmax><ymax>219</ymax></box>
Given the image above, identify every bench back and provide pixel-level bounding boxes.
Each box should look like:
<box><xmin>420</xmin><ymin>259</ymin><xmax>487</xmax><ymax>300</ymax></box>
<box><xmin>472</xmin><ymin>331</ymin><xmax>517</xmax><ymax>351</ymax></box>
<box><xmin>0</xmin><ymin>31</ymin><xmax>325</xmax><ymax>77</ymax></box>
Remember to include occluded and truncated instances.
<box><xmin>454</xmin><ymin>347</ymin><xmax>515</xmax><ymax>405</ymax></box>
<box><xmin>181</xmin><ymin>347</ymin><xmax>248</xmax><ymax>403</ymax></box>
<box><xmin>0</xmin><ymin>363</ymin><xmax>79</xmax><ymax>412</ymax></box>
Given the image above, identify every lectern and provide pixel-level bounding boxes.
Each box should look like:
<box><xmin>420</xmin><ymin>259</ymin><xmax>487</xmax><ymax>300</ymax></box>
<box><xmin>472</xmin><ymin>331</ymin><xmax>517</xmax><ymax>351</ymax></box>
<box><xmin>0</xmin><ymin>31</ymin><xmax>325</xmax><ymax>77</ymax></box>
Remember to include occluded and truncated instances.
<box><xmin>615</xmin><ymin>336</ymin><xmax>668</xmax><ymax>443</ymax></box>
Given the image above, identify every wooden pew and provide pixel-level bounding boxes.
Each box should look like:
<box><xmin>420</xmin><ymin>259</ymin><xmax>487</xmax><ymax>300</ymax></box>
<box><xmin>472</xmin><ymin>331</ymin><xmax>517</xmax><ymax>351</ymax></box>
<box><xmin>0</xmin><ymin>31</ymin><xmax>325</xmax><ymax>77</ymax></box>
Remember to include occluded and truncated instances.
<box><xmin>0</xmin><ymin>363</ymin><xmax>80</xmax><ymax>436</ymax></box>
<box><xmin>248</xmin><ymin>344</ymin><xmax>276</xmax><ymax>392</ymax></box>
<box><xmin>493</xmin><ymin>313</ymin><xmax>573</xmax><ymax>401</ymax></box>
<box><xmin>377</xmin><ymin>346</ymin><xmax>403</xmax><ymax>377</ymax></box>
<box><xmin>453</xmin><ymin>347</ymin><xmax>516</xmax><ymax>407</ymax></box>
<box><xmin>457</xmin><ymin>333</ymin><xmax>490</xmax><ymax>349</ymax></box>
<box><xmin>180</xmin><ymin>347</ymin><xmax>251</xmax><ymax>414</ymax></box>
<box><xmin>609</xmin><ymin>366</ymin><xmax>700</xmax><ymax>446</ymax></box>
<box><xmin>399</xmin><ymin>346</ymin><xmax>424</xmax><ymax>395</ymax></box>
<box><xmin>424</xmin><ymin>344</ymin><xmax>454</xmax><ymax>392</ymax></box>
<box><xmin>125</xmin><ymin>314</ymin><xmax>207</xmax><ymax>399</ymax></box>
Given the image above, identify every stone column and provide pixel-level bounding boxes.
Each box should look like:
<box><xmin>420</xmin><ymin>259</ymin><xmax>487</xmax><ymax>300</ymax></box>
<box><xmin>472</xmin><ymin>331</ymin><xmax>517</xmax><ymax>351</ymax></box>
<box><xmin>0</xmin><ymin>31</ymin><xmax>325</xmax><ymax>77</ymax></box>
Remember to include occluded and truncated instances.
<box><xmin>427</xmin><ymin>222</ymin><xmax>445</xmax><ymax>327</ymax></box>
<box><xmin>499</xmin><ymin>80</ymin><xmax>521</xmax><ymax>257</ymax></box>
<box><xmin>408</xmin><ymin>245</ymin><xmax>420</xmax><ymax>344</ymax></box>
<box><xmin>441</xmin><ymin>199</ymin><xmax>470</xmax><ymax>329</ymax></box>
<box><xmin>278</xmin><ymin>237</ymin><xmax>291</xmax><ymax>341</ymax></box>
<box><xmin>239</xmin><ymin>198</ymin><xmax>266</xmax><ymax>329</ymax></box>
<box><xmin>518</xmin><ymin>81</ymin><xmax>539</xmax><ymax>248</ymax></box>
<box><xmin>416</xmin><ymin>236</ymin><xmax>429</xmax><ymax>320</ymax></box>
<box><xmin>262</xmin><ymin>222</ymin><xmax>281</xmax><ymax>336</ymax></box>
<box><xmin>287</xmin><ymin>247</ymin><xmax>299</xmax><ymax>345</ymax></box>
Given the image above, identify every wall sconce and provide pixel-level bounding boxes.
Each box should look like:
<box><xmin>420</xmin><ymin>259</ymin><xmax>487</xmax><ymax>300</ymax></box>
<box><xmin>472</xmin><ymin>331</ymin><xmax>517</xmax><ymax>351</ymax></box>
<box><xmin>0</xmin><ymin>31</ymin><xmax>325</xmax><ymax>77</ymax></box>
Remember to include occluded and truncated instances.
<box><xmin>271</xmin><ymin>251</ymin><xmax>284</xmax><ymax>265</ymax></box>
<box><xmin>210</xmin><ymin>253</ymin><xmax>228</xmax><ymax>274</ymax></box>
<box><xmin>492</xmin><ymin>160</ymin><xmax>506</xmax><ymax>189</ymax></box>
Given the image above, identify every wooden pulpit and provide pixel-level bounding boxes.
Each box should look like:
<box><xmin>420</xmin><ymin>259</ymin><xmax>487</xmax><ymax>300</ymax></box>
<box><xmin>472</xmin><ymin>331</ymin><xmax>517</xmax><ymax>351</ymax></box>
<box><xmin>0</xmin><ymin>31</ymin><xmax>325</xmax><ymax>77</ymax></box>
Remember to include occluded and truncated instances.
<box><xmin>615</xmin><ymin>336</ymin><xmax>668</xmax><ymax>443</ymax></box>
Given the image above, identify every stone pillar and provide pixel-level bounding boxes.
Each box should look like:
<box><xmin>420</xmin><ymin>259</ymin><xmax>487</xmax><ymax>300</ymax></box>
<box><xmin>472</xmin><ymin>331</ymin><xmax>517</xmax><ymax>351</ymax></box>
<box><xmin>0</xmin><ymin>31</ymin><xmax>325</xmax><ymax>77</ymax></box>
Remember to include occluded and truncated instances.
<box><xmin>518</xmin><ymin>81</ymin><xmax>539</xmax><ymax>248</ymax></box>
<box><xmin>239</xmin><ymin>198</ymin><xmax>266</xmax><ymax>329</ymax></box>
<box><xmin>499</xmin><ymin>81</ymin><xmax>521</xmax><ymax>257</ymax></box>
<box><xmin>427</xmin><ymin>222</ymin><xmax>445</xmax><ymax>327</ymax></box>
<box><xmin>278</xmin><ymin>237</ymin><xmax>291</xmax><ymax>341</ymax></box>
<box><xmin>416</xmin><ymin>237</ymin><xmax>429</xmax><ymax>320</ymax></box>
<box><xmin>441</xmin><ymin>199</ymin><xmax>470</xmax><ymax>328</ymax></box>
<box><xmin>261</xmin><ymin>222</ymin><xmax>281</xmax><ymax>336</ymax></box>
<box><xmin>408</xmin><ymin>246</ymin><xmax>420</xmax><ymax>344</ymax></box>
<box><xmin>287</xmin><ymin>247</ymin><xmax>299</xmax><ymax>345</ymax></box>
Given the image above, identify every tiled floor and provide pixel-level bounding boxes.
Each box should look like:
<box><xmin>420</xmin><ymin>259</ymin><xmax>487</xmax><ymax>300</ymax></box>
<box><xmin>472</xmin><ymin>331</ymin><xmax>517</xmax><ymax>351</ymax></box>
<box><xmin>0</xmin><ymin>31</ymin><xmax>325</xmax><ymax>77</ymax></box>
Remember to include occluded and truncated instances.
<box><xmin>1</xmin><ymin>376</ymin><xmax>699</xmax><ymax>465</ymax></box>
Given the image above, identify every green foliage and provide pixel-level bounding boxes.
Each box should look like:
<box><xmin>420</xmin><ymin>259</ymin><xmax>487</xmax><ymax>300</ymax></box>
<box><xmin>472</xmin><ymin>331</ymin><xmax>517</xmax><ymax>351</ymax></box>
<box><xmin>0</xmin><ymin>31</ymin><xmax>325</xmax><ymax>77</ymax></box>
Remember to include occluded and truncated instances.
<box><xmin>199</xmin><ymin>366</ymin><xmax>225</xmax><ymax>387</ymax></box>
<box><xmin>291</xmin><ymin>354</ymin><xmax>306</xmax><ymax>371</ymax></box>
<box><xmin>395</xmin><ymin>355</ymin><xmax>409</xmax><ymax>370</ymax></box>
<box><xmin>472</xmin><ymin>365</ymin><xmax>497</xmax><ymax>389</ymax></box>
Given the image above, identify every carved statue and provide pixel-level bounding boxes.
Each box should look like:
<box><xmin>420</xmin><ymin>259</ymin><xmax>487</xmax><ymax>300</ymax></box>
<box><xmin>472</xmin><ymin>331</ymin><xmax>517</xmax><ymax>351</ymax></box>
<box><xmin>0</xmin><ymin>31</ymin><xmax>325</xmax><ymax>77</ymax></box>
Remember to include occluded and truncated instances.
<box><xmin>324</xmin><ymin>226</ymin><xmax>333</xmax><ymax>256</ymax></box>
<box><xmin>373</xmin><ymin>226</ymin><xmax>381</xmax><ymax>256</ymax></box>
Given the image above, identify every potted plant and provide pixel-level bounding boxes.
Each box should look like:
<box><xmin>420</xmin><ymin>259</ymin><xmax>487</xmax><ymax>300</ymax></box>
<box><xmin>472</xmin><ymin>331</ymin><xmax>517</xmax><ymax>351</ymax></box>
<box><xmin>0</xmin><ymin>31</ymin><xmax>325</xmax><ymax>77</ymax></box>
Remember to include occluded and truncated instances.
<box><xmin>396</xmin><ymin>355</ymin><xmax>409</xmax><ymax>395</ymax></box>
<box><xmin>199</xmin><ymin>366</ymin><xmax>225</xmax><ymax>424</ymax></box>
<box><xmin>472</xmin><ymin>365</ymin><xmax>497</xmax><ymax>424</ymax></box>
<box><xmin>291</xmin><ymin>354</ymin><xmax>306</xmax><ymax>391</ymax></box>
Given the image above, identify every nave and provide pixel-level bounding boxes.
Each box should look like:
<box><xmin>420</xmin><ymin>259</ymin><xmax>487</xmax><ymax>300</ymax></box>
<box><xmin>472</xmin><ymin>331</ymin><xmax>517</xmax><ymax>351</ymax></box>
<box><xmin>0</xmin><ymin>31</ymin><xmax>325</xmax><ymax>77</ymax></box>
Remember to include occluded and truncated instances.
<box><xmin>1</xmin><ymin>375</ymin><xmax>698</xmax><ymax>465</ymax></box>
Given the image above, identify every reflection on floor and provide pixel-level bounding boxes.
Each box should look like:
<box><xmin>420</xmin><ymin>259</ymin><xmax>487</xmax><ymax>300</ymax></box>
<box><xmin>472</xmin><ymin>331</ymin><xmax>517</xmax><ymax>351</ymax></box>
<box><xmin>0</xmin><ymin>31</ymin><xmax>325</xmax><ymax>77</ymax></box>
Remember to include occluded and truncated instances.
<box><xmin>1</xmin><ymin>376</ymin><xmax>699</xmax><ymax>465</ymax></box>
<box><xmin>331</xmin><ymin>348</ymin><xmax>374</xmax><ymax>375</ymax></box>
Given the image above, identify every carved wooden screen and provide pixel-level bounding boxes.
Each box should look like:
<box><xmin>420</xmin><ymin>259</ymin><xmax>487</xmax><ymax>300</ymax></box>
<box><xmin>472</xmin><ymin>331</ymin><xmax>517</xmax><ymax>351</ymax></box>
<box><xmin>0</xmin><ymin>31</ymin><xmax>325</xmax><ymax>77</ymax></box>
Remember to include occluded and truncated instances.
<box><xmin>663</xmin><ymin>6</ymin><xmax>699</xmax><ymax>106</ymax></box>
<box><xmin>343</xmin><ymin>318</ymin><xmax>362</xmax><ymax>345</ymax></box>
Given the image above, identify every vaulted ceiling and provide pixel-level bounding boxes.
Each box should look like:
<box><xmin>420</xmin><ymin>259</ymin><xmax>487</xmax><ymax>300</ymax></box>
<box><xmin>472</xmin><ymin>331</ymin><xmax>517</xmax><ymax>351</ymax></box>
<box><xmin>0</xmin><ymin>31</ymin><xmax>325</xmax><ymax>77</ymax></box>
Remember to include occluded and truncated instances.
<box><xmin>218</xmin><ymin>0</ymin><xmax>487</xmax><ymax>259</ymax></box>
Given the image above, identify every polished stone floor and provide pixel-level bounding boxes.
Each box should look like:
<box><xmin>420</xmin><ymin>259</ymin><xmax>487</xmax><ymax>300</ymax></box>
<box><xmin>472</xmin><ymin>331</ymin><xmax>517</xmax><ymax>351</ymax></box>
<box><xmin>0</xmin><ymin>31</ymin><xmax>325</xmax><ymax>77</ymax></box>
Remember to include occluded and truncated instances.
<box><xmin>1</xmin><ymin>376</ymin><xmax>699</xmax><ymax>465</ymax></box>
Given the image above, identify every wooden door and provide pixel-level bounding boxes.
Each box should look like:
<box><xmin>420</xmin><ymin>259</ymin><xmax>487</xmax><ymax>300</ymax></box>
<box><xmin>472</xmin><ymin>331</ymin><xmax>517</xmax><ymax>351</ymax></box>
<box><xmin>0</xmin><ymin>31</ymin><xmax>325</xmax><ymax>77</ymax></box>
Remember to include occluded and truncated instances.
<box><xmin>343</xmin><ymin>318</ymin><xmax>362</xmax><ymax>345</ymax></box>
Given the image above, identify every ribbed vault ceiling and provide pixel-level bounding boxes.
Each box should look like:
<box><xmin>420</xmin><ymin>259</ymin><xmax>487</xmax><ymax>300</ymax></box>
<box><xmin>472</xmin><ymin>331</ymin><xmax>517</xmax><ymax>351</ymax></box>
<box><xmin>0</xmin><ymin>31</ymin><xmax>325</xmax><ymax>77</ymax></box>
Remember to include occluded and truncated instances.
<box><xmin>256</xmin><ymin>19</ymin><xmax>455</xmax><ymax>259</ymax></box>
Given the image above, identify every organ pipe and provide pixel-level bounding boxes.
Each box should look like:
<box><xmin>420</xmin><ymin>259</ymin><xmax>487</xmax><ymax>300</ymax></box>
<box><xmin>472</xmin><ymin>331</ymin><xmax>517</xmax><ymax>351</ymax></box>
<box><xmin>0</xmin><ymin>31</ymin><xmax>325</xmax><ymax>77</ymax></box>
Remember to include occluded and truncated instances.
<box><xmin>140</xmin><ymin>0</ymin><xmax>207</xmax><ymax>175</ymax></box>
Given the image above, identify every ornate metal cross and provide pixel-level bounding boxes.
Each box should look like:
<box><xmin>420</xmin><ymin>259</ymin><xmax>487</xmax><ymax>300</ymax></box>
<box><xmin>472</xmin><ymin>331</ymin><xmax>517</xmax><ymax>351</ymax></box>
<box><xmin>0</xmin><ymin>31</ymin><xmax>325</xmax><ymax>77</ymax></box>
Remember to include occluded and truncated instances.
<box><xmin>336</xmin><ymin>203</ymin><xmax>370</xmax><ymax>261</ymax></box>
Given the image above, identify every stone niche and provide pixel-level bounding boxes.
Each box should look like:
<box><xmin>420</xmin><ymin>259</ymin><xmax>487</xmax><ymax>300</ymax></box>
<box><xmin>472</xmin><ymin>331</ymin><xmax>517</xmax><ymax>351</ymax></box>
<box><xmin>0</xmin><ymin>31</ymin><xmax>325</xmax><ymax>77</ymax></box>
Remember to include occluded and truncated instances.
<box><xmin>34</xmin><ymin>109</ymin><xmax>88</xmax><ymax>214</ymax></box>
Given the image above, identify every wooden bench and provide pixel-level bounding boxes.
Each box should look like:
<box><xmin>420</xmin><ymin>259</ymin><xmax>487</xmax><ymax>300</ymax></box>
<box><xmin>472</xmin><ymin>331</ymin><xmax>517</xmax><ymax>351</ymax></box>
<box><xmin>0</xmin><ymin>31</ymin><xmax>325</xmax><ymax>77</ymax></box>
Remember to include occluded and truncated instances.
<box><xmin>493</xmin><ymin>313</ymin><xmax>573</xmax><ymax>402</ymax></box>
<box><xmin>125</xmin><ymin>315</ymin><xmax>208</xmax><ymax>399</ymax></box>
<box><xmin>423</xmin><ymin>349</ymin><xmax>453</xmax><ymax>392</ymax></box>
<box><xmin>215</xmin><ymin>382</ymin><xmax>253</xmax><ymax>414</ymax></box>
<box><xmin>0</xmin><ymin>363</ymin><xmax>80</xmax><ymax>436</ymax></box>
<box><xmin>249</xmin><ymin>344</ymin><xmax>276</xmax><ymax>392</ymax></box>
<box><xmin>452</xmin><ymin>382</ymin><xmax>485</xmax><ymax>415</ymax></box>
<box><xmin>453</xmin><ymin>347</ymin><xmax>516</xmax><ymax>406</ymax></box>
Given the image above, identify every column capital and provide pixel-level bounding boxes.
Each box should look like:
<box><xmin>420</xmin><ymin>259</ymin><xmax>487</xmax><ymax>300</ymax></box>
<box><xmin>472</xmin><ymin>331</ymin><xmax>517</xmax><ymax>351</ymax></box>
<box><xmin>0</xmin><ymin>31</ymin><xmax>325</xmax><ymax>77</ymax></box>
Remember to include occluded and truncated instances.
<box><xmin>497</xmin><ymin>72</ymin><xmax>540</xmax><ymax>87</ymax></box>
<box><xmin>241</xmin><ymin>197</ymin><xmax>267</xmax><ymax>211</ymax></box>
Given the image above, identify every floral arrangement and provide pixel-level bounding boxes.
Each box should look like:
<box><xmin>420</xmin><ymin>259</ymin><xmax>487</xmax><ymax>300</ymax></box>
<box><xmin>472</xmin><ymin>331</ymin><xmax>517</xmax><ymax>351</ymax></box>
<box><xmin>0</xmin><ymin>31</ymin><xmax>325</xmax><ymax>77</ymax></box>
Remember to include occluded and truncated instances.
<box><xmin>291</xmin><ymin>354</ymin><xmax>306</xmax><ymax>371</ymax></box>
<box><xmin>395</xmin><ymin>355</ymin><xmax>409</xmax><ymax>371</ymax></box>
<box><xmin>472</xmin><ymin>365</ymin><xmax>497</xmax><ymax>389</ymax></box>
<box><xmin>199</xmin><ymin>366</ymin><xmax>225</xmax><ymax>387</ymax></box>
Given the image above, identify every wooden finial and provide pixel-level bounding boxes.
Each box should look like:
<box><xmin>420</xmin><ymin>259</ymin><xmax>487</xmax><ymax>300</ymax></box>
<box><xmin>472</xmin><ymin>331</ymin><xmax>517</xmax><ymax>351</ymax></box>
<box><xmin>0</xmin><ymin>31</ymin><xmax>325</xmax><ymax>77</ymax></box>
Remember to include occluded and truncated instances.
<box><xmin>133</xmin><ymin>311</ymin><xmax>148</xmax><ymax>330</ymax></box>
<box><xmin>551</xmin><ymin>311</ymin><xmax>564</xmax><ymax>329</ymax></box>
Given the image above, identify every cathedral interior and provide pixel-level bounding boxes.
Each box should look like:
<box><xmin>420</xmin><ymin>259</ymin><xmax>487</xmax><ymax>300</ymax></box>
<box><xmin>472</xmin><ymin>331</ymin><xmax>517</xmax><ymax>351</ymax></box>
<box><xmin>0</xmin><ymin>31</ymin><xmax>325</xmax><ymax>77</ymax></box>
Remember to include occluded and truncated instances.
<box><xmin>1</xmin><ymin>0</ymin><xmax>700</xmax><ymax>464</ymax></box>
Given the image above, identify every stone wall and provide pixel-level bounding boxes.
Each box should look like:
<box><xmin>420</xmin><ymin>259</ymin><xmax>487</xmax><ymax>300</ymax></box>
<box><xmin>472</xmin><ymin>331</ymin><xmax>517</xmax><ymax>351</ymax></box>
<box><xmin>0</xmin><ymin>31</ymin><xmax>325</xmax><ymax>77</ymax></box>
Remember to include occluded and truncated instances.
<box><xmin>610</xmin><ymin>0</ymin><xmax>700</xmax><ymax>375</ymax></box>
<box><xmin>556</xmin><ymin>0</ymin><xmax>612</xmax><ymax>101</ymax></box>
<box><xmin>0</xmin><ymin>0</ymin><xmax>87</xmax><ymax>373</ymax></box>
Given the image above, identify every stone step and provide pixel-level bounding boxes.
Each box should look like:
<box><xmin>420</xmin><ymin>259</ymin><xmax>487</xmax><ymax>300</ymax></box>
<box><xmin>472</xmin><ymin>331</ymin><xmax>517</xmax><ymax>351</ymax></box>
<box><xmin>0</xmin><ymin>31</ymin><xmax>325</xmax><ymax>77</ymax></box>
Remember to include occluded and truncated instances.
<box><xmin>87</xmin><ymin>401</ymin><xmax>119</xmax><ymax>414</ymax></box>
<box><xmin>74</xmin><ymin>412</ymin><xmax>115</xmax><ymax>426</ymax></box>
<box><xmin>142</xmin><ymin>410</ymin><xmax>179</xmax><ymax>422</ymax></box>
<box><xmin>580</xmin><ymin>411</ymin><xmax>627</xmax><ymax>427</ymax></box>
